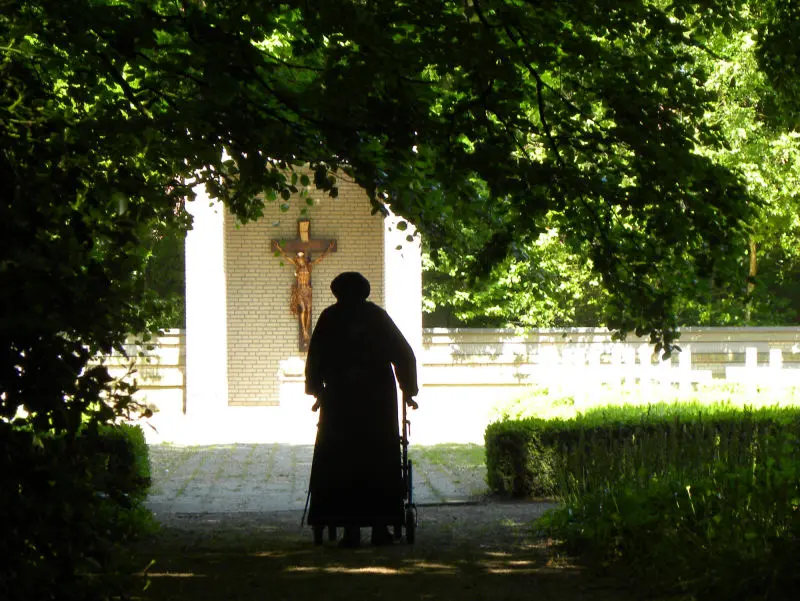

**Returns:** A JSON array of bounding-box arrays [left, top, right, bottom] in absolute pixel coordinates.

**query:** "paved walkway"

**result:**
[[146, 443, 489, 515]]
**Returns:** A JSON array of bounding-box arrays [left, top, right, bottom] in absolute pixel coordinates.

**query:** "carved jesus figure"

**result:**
[[275, 240, 335, 346]]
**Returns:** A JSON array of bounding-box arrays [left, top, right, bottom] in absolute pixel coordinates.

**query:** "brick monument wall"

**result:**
[[224, 179, 385, 406]]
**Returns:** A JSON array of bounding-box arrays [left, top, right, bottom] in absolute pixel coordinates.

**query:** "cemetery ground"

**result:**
[[128, 443, 635, 601]]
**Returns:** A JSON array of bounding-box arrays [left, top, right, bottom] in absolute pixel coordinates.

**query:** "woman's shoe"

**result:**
[[371, 526, 394, 546], [338, 527, 360, 548]]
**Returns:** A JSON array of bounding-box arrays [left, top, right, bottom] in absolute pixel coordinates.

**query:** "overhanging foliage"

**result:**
[[4, 0, 779, 361]]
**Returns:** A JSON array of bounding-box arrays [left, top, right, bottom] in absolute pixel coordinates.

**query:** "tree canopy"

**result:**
[[4, 0, 797, 427]]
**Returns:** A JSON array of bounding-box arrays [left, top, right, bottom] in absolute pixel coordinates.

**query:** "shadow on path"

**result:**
[[130, 503, 633, 601]]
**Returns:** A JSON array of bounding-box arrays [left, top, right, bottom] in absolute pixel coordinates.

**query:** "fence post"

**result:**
[[569, 347, 588, 403], [678, 348, 692, 396], [610, 345, 623, 389], [745, 347, 758, 368], [745, 347, 758, 396], [540, 346, 560, 394], [657, 353, 672, 396], [769, 348, 785, 391], [769, 348, 783, 370], [638, 345, 653, 400], [621, 347, 637, 393]]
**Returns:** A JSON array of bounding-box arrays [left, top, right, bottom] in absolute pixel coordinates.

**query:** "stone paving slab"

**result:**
[[146, 443, 489, 515]]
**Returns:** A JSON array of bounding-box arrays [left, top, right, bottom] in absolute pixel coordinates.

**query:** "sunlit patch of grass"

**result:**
[[411, 443, 489, 497], [491, 382, 800, 423], [412, 443, 485, 468]]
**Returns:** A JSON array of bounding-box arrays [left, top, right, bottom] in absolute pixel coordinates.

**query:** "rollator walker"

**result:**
[[304, 396, 418, 545]]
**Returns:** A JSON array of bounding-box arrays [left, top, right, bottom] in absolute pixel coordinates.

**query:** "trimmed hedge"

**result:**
[[0, 421, 154, 601], [485, 402, 800, 498], [537, 436, 800, 601], [499, 403, 800, 600]]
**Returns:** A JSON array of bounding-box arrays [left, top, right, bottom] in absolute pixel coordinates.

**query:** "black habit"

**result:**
[[305, 273, 418, 528]]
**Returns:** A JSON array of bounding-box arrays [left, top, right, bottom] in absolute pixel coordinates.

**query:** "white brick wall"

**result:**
[[224, 178, 386, 406]]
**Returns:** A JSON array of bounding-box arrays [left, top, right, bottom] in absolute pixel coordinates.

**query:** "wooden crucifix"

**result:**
[[271, 219, 337, 352]]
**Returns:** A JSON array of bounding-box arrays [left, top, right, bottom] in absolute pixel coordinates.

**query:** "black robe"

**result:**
[[305, 299, 418, 527]]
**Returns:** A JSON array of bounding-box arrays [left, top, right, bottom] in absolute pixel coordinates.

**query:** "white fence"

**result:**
[[110, 327, 799, 444], [421, 327, 800, 392], [117, 327, 800, 405], [105, 330, 186, 416]]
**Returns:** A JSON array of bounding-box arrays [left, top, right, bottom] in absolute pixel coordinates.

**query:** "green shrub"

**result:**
[[536, 431, 800, 600], [95, 422, 153, 505], [0, 421, 154, 601], [488, 402, 800, 600], [485, 402, 800, 498], [485, 417, 557, 496]]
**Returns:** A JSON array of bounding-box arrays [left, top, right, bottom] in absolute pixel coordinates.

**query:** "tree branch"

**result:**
[[92, 46, 154, 120]]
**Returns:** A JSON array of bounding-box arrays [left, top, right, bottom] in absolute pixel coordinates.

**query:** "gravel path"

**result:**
[[137, 443, 633, 600]]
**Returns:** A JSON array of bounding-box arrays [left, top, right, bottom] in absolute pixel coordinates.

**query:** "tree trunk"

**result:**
[[745, 237, 757, 322]]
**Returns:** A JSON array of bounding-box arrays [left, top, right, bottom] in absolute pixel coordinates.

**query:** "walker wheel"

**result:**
[[405, 507, 416, 544]]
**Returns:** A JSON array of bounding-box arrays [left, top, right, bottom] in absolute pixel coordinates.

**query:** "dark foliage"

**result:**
[[0, 423, 154, 601], [486, 403, 800, 600]]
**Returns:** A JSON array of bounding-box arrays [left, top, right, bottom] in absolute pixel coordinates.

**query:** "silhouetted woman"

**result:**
[[305, 272, 418, 547]]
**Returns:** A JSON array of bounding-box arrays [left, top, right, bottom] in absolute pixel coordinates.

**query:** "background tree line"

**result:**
[[424, 1, 800, 329]]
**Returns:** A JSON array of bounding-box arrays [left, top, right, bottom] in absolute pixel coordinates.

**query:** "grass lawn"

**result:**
[[490, 381, 800, 422]]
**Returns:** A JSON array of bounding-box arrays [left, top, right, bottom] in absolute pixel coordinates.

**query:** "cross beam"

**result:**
[[271, 218, 337, 255]]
